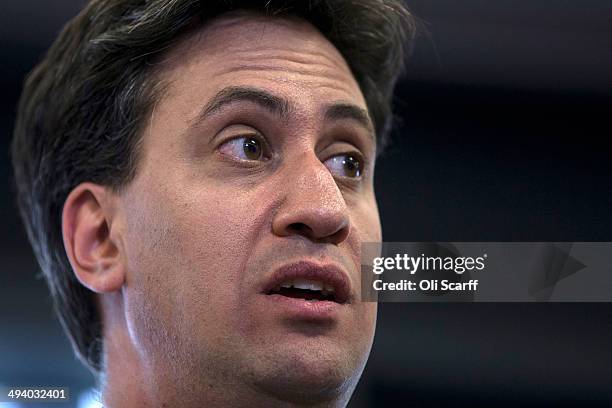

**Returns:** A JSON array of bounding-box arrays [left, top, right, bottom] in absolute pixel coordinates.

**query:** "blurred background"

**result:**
[[1, 1, 611, 407]]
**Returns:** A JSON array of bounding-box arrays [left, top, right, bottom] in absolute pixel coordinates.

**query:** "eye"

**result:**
[[324, 153, 363, 178], [219, 136, 265, 161]]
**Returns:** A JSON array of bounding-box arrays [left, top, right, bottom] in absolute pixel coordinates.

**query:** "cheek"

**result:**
[[123, 176, 253, 278], [350, 191, 382, 243], [119, 179, 261, 355], [351, 194, 380, 336]]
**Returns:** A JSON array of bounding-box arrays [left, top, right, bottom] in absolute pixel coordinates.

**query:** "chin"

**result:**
[[248, 338, 367, 405]]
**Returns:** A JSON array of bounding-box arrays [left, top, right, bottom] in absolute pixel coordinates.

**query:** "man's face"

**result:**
[[117, 13, 381, 403]]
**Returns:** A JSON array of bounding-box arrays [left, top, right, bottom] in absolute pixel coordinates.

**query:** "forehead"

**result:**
[[154, 12, 367, 111]]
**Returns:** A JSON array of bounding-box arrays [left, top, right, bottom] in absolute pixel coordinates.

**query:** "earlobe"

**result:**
[[62, 182, 125, 294]]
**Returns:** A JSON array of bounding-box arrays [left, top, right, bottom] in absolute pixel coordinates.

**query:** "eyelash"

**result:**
[[218, 133, 271, 161], [217, 134, 366, 180]]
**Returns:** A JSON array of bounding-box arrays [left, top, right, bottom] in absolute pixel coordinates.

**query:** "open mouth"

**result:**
[[267, 279, 337, 302], [262, 261, 351, 304]]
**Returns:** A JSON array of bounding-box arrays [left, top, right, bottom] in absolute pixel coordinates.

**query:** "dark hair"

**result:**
[[11, 0, 415, 374]]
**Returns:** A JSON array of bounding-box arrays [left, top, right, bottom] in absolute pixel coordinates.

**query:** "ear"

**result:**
[[62, 182, 125, 294]]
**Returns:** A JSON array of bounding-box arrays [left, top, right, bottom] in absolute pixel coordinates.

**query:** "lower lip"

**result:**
[[262, 293, 344, 320]]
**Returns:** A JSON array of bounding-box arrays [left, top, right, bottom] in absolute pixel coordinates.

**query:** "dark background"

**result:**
[[1, 1, 611, 407]]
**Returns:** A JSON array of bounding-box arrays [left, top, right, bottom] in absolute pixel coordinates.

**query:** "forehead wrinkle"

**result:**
[[220, 46, 348, 71], [216, 63, 347, 83], [212, 46, 352, 81], [216, 53, 360, 94]]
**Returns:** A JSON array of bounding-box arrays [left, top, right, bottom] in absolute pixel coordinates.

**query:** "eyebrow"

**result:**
[[198, 86, 291, 120], [324, 103, 374, 134], [193, 85, 374, 136]]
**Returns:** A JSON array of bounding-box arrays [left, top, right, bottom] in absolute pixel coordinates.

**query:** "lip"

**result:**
[[260, 260, 352, 319]]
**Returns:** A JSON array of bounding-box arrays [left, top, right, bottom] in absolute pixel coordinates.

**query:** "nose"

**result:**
[[272, 154, 350, 245]]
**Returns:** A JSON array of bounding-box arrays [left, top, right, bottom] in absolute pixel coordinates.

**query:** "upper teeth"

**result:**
[[278, 279, 334, 293]]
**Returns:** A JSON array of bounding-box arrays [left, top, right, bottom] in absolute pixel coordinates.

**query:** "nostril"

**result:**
[[286, 221, 349, 245], [287, 222, 312, 236], [272, 205, 350, 244]]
